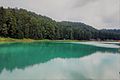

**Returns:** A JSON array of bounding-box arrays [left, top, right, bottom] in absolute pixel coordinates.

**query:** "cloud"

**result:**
[[0, 0, 119, 29], [72, 0, 97, 8], [102, 11, 120, 29]]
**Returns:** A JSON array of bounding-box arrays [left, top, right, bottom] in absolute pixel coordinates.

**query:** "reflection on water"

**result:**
[[0, 42, 120, 80]]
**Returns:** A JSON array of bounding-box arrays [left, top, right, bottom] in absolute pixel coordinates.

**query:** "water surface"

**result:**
[[0, 42, 120, 80]]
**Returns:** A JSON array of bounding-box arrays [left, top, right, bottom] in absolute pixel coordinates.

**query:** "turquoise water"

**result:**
[[0, 42, 120, 80]]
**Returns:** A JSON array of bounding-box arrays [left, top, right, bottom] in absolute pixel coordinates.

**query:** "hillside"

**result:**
[[0, 7, 120, 40]]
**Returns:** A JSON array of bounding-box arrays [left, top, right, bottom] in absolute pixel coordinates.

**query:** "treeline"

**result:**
[[101, 29, 120, 34], [0, 7, 120, 40]]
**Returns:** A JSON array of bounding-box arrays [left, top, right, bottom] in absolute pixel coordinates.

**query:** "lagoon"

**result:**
[[0, 42, 120, 80]]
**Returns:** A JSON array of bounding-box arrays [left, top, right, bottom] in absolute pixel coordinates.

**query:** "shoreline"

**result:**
[[0, 37, 120, 43]]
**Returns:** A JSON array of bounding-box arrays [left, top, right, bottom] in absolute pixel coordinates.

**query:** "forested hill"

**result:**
[[0, 7, 120, 40]]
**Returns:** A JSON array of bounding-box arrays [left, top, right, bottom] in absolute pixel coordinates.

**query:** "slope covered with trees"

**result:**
[[0, 7, 120, 40]]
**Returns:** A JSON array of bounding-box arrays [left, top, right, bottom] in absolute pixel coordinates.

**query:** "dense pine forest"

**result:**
[[0, 7, 120, 40]]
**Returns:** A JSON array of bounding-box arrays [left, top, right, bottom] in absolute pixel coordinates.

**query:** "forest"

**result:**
[[0, 7, 120, 40]]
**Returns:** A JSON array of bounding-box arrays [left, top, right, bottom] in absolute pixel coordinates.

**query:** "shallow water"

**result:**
[[0, 42, 120, 80]]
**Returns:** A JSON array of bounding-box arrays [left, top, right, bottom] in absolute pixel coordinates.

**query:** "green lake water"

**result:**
[[0, 42, 120, 80]]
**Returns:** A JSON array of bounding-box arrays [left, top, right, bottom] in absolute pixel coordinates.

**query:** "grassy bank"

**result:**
[[0, 37, 35, 43], [0, 37, 80, 43]]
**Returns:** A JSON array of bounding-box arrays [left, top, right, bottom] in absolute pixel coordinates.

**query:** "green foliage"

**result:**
[[0, 7, 120, 40]]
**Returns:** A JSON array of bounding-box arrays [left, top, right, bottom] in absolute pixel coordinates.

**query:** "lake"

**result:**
[[0, 42, 120, 80]]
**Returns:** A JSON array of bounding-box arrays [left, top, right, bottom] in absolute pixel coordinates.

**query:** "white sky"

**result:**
[[0, 0, 120, 29]]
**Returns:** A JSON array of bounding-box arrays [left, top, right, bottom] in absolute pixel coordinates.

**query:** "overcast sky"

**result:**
[[0, 0, 120, 29]]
